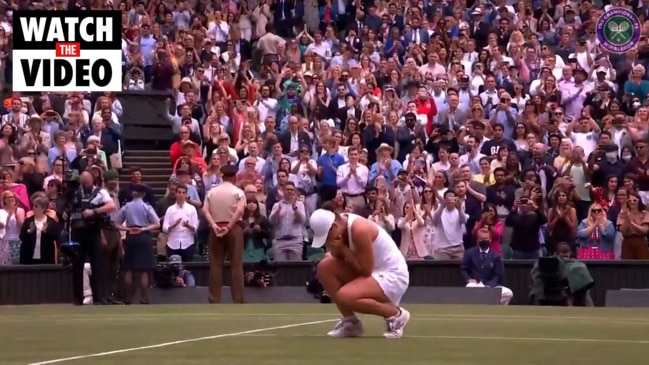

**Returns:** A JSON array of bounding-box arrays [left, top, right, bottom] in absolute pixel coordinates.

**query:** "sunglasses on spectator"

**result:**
[[591, 209, 602, 213], [628, 199, 639, 203]]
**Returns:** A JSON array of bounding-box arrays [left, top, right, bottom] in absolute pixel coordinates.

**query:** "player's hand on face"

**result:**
[[327, 245, 346, 259]]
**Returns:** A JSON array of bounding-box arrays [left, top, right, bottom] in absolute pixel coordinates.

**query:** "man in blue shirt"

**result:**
[[317, 136, 345, 202]]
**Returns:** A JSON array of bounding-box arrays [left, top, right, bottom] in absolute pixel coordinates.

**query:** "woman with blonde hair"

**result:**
[[1, 190, 25, 264], [576, 202, 615, 259], [374, 175, 392, 209], [203, 153, 223, 189], [202, 119, 223, 162], [507, 30, 525, 50], [553, 138, 573, 171], [234, 123, 257, 159]]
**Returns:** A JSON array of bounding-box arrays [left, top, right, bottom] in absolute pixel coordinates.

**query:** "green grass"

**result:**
[[2, 304, 649, 365]]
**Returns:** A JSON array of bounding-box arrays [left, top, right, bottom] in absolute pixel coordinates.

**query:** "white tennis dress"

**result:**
[[346, 214, 410, 305]]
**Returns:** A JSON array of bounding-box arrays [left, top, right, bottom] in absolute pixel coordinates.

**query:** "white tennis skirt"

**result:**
[[371, 269, 410, 306]]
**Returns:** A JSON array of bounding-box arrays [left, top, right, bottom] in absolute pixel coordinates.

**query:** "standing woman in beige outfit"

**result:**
[[252, 0, 272, 41], [617, 192, 649, 260]]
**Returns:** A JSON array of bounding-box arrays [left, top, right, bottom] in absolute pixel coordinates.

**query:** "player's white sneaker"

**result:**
[[327, 318, 365, 338], [383, 307, 410, 339]]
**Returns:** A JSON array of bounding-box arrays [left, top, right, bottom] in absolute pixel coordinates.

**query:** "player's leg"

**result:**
[[316, 254, 359, 315], [316, 255, 365, 337], [336, 275, 410, 339], [336, 276, 398, 317]]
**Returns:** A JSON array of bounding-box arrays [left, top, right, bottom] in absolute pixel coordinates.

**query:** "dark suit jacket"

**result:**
[[395, 126, 426, 161], [237, 40, 253, 61], [279, 131, 312, 155], [462, 195, 483, 249], [119, 182, 157, 208], [19, 216, 61, 265], [461, 247, 504, 287], [486, 184, 517, 211], [391, 15, 405, 30], [270, 0, 294, 22], [362, 125, 395, 166], [329, 101, 360, 128], [265, 187, 282, 217], [468, 21, 490, 49]]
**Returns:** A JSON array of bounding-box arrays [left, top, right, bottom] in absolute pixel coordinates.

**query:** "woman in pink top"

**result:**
[[1, 169, 29, 210], [472, 203, 504, 257]]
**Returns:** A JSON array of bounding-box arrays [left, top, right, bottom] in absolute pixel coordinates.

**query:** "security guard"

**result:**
[[202, 165, 246, 303], [71, 171, 116, 306], [112, 183, 160, 304]]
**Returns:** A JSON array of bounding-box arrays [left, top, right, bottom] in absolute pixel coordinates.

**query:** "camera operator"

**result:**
[[154, 254, 196, 289], [70, 171, 117, 306]]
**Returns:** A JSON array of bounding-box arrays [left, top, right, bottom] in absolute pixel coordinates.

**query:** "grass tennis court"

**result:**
[[2, 304, 649, 365]]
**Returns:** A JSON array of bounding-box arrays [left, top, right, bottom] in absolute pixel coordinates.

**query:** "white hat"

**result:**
[[309, 209, 336, 248], [375, 142, 394, 155]]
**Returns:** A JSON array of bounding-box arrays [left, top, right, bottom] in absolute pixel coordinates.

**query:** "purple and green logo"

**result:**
[[596, 7, 641, 54]]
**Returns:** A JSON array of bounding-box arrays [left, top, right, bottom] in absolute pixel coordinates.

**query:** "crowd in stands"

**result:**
[[2, 0, 649, 270]]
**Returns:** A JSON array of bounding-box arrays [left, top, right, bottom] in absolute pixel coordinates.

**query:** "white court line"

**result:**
[[4, 312, 649, 322], [239, 333, 649, 344], [27, 319, 337, 365]]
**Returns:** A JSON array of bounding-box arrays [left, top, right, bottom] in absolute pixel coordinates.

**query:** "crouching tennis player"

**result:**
[[310, 203, 410, 339]]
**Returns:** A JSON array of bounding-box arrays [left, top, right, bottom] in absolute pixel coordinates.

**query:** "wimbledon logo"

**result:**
[[597, 7, 641, 54]]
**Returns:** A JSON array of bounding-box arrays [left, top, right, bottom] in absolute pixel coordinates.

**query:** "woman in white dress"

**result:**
[[1, 191, 25, 265], [252, 0, 272, 40], [418, 185, 438, 257], [238, 0, 253, 41]]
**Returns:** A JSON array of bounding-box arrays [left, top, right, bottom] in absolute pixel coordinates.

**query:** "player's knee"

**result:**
[[335, 285, 357, 307], [316, 256, 336, 280]]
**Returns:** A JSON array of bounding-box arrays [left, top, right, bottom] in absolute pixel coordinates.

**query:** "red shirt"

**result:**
[[416, 98, 438, 135], [169, 141, 203, 166]]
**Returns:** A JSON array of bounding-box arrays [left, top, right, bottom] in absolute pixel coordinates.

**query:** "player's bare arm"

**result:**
[[348, 218, 376, 277]]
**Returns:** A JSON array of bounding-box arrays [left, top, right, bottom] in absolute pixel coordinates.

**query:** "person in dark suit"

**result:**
[[118, 166, 156, 208], [279, 116, 312, 157], [461, 227, 513, 305], [235, 39, 253, 62], [19, 197, 61, 265], [467, 9, 490, 49], [270, 0, 295, 38], [403, 17, 430, 46]]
